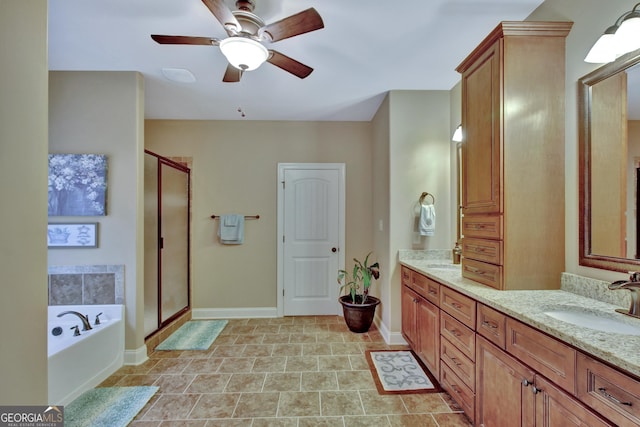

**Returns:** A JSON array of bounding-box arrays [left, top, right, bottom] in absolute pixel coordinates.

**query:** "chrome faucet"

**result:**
[[609, 272, 640, 319], [57, 311, 93, 331]]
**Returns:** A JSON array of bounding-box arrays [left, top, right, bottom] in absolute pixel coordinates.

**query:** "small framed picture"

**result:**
[[47, 223, 98, 248]]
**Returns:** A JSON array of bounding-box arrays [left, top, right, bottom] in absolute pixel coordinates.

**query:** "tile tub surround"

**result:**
[[399, 253, 640, 379], [99, 316, 472, 426], [48, 265, 124, 305]]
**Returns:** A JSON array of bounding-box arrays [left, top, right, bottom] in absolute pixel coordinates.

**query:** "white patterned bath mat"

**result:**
[[366, 350, 441, 394], [156, 320, 228, 350]]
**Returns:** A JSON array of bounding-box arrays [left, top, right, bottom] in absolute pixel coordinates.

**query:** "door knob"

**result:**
[[331, 247, 337, 252]]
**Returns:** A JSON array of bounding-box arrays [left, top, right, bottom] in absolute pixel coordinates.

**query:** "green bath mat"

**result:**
[[156, 319, 228, 350], [64, 386, 158, 427]]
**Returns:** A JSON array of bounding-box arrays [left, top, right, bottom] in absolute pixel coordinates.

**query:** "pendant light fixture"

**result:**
[[585, 2, 640, 63]]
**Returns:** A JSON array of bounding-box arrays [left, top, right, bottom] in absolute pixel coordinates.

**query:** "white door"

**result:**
[[278, 164, 345, 316]]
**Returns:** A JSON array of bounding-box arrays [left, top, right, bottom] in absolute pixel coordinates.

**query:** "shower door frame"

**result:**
[[144, 150, 191, 338]]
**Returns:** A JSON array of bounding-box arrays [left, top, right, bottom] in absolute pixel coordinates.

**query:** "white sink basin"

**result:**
[[544, 310, 640, 336]]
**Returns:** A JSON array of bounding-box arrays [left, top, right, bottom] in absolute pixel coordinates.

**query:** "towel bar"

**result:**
[[211, 214, 260, 219], [419, 192, 435, 205]]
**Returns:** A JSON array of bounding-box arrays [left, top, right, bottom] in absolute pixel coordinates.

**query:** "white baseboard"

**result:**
[[192, 307, 278, 319], [374, 317, 408, 346], [124, 345, 148, 366]]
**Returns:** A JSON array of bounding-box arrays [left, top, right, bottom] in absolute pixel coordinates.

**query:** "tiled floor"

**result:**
[[100, 316, 473, 426]]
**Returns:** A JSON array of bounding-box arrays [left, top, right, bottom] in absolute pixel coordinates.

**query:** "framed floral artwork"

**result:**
[[47, 223, 98, 248], [48, 154, 108, 216]]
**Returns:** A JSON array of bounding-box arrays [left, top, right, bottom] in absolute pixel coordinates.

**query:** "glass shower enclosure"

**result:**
[[144, 150, 190, 337]]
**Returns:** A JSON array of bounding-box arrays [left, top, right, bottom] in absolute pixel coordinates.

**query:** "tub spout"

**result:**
[[57, 311, 93, 331]]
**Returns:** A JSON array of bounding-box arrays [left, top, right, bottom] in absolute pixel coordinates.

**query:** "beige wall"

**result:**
[[145, 120, 373, 310], [387, 91, 452, 334], [372, 95, 392, 332], [49, 71, 146, 350], [528, 0, 633, 282], [372, 90, 453, 338], [0, 0, 49, 404]]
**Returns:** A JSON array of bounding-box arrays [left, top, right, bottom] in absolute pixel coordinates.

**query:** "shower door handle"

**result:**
[[159, 237, 164, 249], [331, 247, 338, 253]]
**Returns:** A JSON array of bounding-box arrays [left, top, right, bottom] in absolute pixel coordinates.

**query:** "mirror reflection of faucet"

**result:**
[[608, 272, 640, 319]]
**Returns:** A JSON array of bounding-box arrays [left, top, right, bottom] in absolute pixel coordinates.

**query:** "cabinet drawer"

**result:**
[[440, 361, 475, 423], [462, 258, 503, 290], [506, 318, 576, 394], [577, 353, 640, 426], [440, 286, 476, 329], [412, 271, 440, 306], [441, 336, 475, 391], [441, 311, 475, 361], [462, 237, 502, 264], [401, 266, 411, 286], [477, 304, 506, 350], [461, 214, 502, 239]]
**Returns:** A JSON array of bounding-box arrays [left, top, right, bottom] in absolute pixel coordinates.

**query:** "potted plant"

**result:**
[[337, 252, 381, 333]]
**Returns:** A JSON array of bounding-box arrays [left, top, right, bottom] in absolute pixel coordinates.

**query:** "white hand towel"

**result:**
[[218, 214, 244, 244], [419, 204, 436, 236]]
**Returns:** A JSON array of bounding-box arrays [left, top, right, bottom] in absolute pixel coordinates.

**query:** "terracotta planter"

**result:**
[[339, 295, 380, 333]]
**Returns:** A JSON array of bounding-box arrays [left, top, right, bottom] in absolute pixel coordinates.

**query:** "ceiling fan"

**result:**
[[151, 0, 324, 82]]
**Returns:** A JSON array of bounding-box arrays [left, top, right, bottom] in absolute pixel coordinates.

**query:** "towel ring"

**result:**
[[419, 192, 435, 205]]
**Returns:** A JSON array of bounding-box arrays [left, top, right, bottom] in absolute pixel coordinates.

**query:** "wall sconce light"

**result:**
[[585, 2, 640, 63], [452, 125, 463, 142], [219, 37, 269, 71]]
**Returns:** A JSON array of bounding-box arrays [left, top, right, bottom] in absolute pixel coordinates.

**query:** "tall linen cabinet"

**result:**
[[457, 21, 572, 290]]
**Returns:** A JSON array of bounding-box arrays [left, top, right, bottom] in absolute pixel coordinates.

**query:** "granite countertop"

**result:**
[[399, 256, 640, 379]]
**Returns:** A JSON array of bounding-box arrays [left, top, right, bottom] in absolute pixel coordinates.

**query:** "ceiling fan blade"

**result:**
[[222, 63, 243, 82], [201, 0, 241, 34], [151, 35, 220, 46], [267, 50, 313, 79], [261, 8, 324, 42]]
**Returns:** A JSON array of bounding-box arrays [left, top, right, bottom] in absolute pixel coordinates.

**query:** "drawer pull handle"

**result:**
[[428, 290, 437, 295], [450, 356, 462, 366], [413, 298, 419, 303], [451, 384, 462, 394], [451, 302, 463, 309], [451, 328, 462, 337], [482, 320, 498, 329], [598, 387, 632, 406]]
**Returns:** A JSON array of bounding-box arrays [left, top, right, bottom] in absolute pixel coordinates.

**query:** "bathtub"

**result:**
[[48, 304, 125, 405]]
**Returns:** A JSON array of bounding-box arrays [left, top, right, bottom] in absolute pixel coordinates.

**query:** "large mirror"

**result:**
[[579, 49, 640, 272]]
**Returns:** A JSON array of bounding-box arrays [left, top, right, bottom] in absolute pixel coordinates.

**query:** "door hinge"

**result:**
[[283, 289, 285, 296], [283, 235, 285, 243]]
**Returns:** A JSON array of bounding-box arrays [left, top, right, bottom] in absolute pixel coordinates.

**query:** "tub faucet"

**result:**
[[57, 311, 93, 331], [609, 272, 640, 319]]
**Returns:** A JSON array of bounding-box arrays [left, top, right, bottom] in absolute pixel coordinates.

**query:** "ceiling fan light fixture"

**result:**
[[219, 37, 268, 71]]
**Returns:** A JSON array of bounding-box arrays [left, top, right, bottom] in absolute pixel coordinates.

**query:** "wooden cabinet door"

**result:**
[[461, 41, 502, 215], [401, 285, 417, 347], [416, 298, 440, 379], [476, 336, 535, 427], [534, 375, 613, 427]]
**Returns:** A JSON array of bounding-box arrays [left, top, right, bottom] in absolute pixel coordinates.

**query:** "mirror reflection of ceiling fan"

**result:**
[[151, 0, 324, 82]]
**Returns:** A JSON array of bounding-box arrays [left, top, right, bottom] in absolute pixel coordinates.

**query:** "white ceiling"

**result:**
[[48, 0, 545, 121]]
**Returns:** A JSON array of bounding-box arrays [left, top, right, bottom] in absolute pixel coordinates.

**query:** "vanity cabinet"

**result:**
[[439, 286, 477, 423], [456, 21, 572, 291], [401, 266, 440, 378], [577, 353, 640, 426], [401, 268, 637, 426]]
